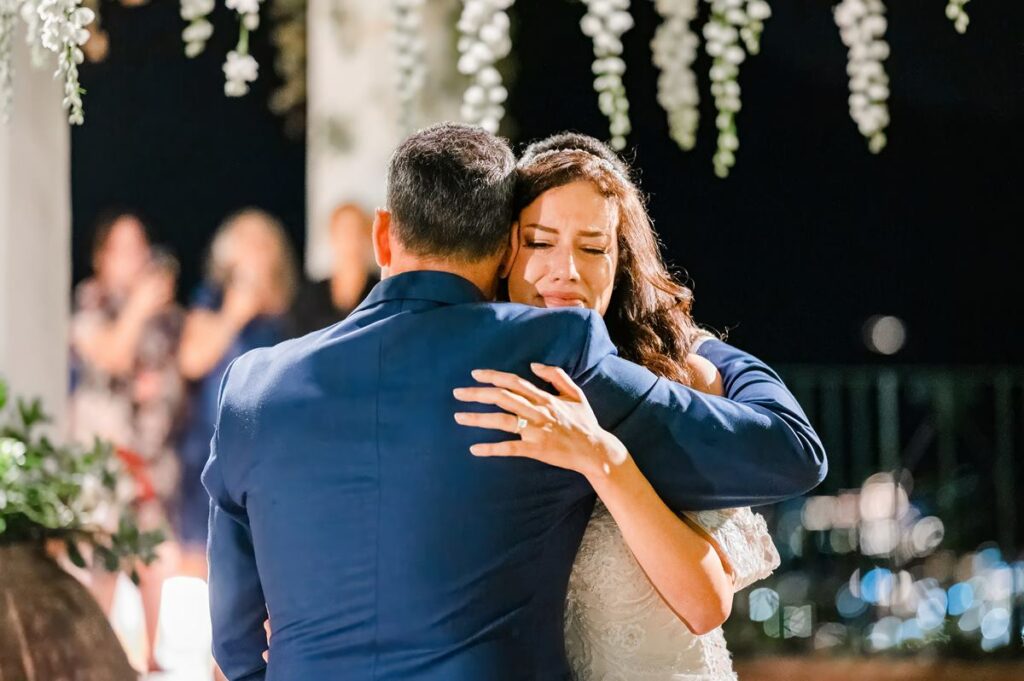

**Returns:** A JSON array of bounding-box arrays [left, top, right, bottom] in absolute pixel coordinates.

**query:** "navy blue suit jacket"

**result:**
[[203, 271, 825, 680]]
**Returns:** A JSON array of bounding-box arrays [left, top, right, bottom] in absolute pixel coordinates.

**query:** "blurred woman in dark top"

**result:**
[[290, 202, 379, 336], [176, 208, 298, 577]]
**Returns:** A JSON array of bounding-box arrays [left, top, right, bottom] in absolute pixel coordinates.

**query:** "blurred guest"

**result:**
[[69, 210, 184, 673], [290, 202, 379, 336], [176, 209, 298, 576]]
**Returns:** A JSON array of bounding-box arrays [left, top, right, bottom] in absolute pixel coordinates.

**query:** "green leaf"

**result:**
[[0, 516, 6, 535], [0, 379, 7, 411], [66, 538, 86, 568], [95, 544, 120, 572], [129, 568, 141, 586]]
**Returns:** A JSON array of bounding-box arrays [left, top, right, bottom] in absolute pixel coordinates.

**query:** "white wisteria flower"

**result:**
[[0, 0, 16, 122], [180, 0, 214, 58], [457, 0, 513, 134], [38, 0, 94, 125], [834, 0, 890, 153], [226, 0, 262, 31], [651, 0, 700, 151], [389, 0, 427, 131], [945, 0, 969, 34], [222, 0, 264, 98], [223, 48, 258, 96], [703, 0, 771, 177], [20, 0, 48, 67], [581, 0, 634, 150]]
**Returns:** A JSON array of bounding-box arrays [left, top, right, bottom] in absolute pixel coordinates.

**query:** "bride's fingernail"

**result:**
[[471, 370, 485, 380], [454, 413, 466, 423], [469, 445, 481, 456]]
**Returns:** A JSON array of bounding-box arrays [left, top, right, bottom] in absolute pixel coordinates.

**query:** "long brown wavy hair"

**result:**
[[514, 133, 703, 385]]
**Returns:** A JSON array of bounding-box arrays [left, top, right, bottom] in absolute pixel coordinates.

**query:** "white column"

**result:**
[[0, 36, 70, 424], [305, 0, 462, 278]]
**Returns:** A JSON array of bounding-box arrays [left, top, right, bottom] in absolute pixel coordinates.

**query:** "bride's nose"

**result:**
[[549, 248, 581, 282]]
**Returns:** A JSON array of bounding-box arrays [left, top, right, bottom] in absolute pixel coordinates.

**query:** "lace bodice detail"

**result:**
[[564, 502, 780, 680]]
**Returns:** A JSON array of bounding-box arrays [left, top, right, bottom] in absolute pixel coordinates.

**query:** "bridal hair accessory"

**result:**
[[519, 147, 629, 183]]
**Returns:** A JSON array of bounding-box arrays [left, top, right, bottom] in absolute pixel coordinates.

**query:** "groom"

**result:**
[[203, 123, 826, 680]]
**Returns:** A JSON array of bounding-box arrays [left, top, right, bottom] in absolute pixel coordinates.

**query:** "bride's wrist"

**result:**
[[584, 433, 631, 487]]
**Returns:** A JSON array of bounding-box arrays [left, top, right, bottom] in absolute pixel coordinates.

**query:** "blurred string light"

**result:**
[[836, 583, 868, 618], [898, 617, 923, 645], [749, 587, 779, 622], [754, 470, 1024, 656], [947, 582, 974, 616], [867, 615, 902, 650], [863, 314, 906, 355], [814, 622, 848, 649]]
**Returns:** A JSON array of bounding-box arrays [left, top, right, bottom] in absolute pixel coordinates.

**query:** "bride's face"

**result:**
[[506, 180, 619, 315]]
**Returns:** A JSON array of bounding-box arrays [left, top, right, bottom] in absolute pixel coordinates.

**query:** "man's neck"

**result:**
[[385, 256, 500, 300]]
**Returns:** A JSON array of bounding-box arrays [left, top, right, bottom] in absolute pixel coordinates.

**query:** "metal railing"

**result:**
[[780, 365, 1023, 556]]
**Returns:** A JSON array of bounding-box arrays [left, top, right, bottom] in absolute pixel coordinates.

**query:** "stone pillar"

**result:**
[[305, 0, 462, 278], [0, 35, 70, 424]]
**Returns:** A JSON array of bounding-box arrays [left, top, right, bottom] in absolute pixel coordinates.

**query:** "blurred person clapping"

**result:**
[[175, 209, 298, 571]]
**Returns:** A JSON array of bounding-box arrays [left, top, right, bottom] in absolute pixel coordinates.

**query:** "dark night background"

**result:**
[[73, 0, 1023, 365]]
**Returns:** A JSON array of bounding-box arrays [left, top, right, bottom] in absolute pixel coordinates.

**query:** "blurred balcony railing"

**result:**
[[722, 365, 1024, 659], [781, 365, 1023, 554]]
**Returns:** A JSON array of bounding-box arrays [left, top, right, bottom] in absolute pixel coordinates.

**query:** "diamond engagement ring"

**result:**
[[515, 416, 529, 434]]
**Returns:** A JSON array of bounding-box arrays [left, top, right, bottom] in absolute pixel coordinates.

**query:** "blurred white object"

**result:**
[[110, 574, 214, 679]]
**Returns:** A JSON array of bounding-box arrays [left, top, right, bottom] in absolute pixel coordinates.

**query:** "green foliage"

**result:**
[[0, 378, 163, 572]]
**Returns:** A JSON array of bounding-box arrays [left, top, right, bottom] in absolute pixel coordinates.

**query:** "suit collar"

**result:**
[[358, 270, 489, 309]]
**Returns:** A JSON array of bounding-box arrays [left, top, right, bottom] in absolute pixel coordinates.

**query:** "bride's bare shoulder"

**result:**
[[685, 353, 724, 396]]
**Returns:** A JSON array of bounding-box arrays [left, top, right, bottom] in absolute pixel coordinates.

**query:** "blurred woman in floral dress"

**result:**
[[69, 210, 185, 673]]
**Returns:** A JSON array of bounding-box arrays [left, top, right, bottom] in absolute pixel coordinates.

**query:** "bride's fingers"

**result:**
[[469, 440, 545, 458], [530, 363, 585, 402], [453, 387, 546, 422], [470, 369, 553, 405], [454, 411, 521, 434]]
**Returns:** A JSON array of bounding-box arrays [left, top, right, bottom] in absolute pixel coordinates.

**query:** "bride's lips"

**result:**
[[540, 293, 588, 308]]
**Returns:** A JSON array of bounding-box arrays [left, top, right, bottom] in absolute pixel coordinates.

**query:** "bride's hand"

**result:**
[[454, 363, 629, 481]]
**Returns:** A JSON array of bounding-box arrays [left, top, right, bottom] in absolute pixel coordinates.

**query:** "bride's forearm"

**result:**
[[588, 453, 735, 635]]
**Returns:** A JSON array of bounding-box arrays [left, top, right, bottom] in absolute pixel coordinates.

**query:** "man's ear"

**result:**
[[498, 221, 521, 279], [372, 208, 392, 270]]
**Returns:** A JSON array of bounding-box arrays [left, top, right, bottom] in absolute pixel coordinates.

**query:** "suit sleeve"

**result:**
[[571, 311, 827, 510], [201, 361, 269, 681]]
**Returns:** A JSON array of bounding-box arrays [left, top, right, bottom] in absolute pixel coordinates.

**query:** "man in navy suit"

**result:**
[[203, 123, 826, 680]]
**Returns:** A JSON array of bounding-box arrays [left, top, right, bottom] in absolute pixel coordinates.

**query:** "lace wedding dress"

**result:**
[[565, 501, 780, 680]]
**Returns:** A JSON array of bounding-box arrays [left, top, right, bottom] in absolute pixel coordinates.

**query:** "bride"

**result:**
[[457, 133, 780, 680]]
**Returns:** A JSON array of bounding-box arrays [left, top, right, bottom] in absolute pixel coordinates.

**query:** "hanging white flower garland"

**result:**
[[20, 0, 47, 66], [581, 0, 634, 150], [834, 0, 890, 154], [222, 0, 263, 97], [180, 0, 214, 58], [946, 0, 969, 34], [457, 0, 513, 134], [650, 0, 700, 151], [703, 0, 771, 178], [38, 0, 94, 124], [0, 0, 16, 122], [390, 0, 427, 131]]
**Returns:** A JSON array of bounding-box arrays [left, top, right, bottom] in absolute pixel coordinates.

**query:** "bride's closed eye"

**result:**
[[523, 239, 554, 249]]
